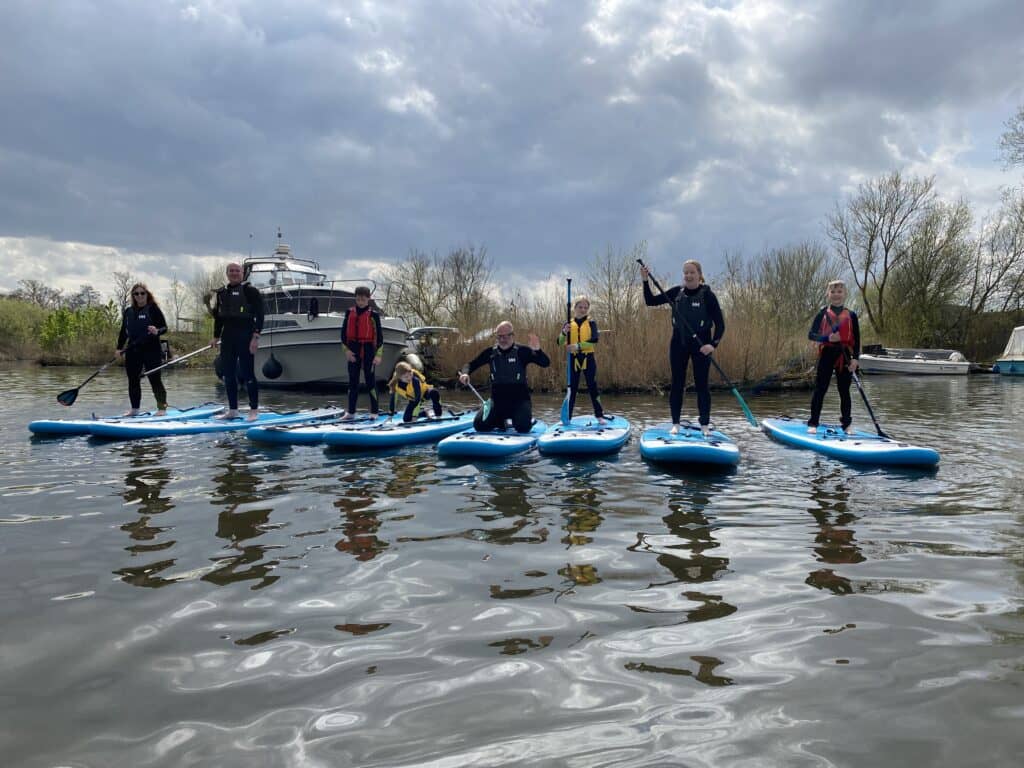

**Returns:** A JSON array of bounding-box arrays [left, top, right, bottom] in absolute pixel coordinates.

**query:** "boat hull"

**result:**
[[858, 354, 969, 375], [993, 358, 1024, 376]]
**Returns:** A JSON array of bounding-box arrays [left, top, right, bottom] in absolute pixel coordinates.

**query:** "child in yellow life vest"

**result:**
[[387, 362, 443, 422], [557, 296, 607, 424]]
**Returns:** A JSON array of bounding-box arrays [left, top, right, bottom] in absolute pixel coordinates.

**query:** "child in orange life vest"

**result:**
[[807, 279, 861, 433], [340, 286, 384, 420], [387, 362, 443, 422], [557, 296, 606, 424]]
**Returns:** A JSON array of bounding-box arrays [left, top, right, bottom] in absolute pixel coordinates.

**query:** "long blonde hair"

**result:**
[[388, 361, 415, 391]]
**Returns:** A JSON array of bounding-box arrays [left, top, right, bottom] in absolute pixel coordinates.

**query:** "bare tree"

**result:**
[[963, 190, 1024, 319], [12, 279, 63, 309], [111, 270, 136, 310], [383, 249, 448, 326], [826, 170, 936, 335], [168, 274, 187, 331], [999, 103, 1024, 169], [439, 244, 495, 333], [67, 284, 102, 311], [886, 199, 973, 345], [189, 266, 224, 319]]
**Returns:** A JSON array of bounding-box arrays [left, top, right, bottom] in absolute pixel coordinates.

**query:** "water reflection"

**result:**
[[334, 467, 388, 561], [113, 442, 177, 588], [204, 446, 279, 589], [804, 465, 862, 595], [628, 481, 736, 623]]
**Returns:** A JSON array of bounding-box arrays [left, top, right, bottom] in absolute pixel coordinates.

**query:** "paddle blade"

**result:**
[[732, 388, 759, 427], [262, 353, 283, 379], [560, 393, 570, 425], [482, 398, 492, 420], [56, 388, 78, 406]]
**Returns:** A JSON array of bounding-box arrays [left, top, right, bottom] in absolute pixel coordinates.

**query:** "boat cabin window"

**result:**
[[245, 264, 325, 288]]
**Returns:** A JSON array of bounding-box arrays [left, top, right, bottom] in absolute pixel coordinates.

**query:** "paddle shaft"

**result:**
[[840, 347, 890, 439], [56, 340, 141, 405], [637, 259, 758, 427], [141, 342, 217, 378], [561, 278, 572, 424]]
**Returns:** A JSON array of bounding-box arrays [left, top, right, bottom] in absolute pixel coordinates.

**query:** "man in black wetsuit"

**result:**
[[210, 262, 264, 421], [458, 320, 550, 433]]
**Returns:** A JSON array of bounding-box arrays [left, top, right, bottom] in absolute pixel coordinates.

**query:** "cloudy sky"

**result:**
[[2, 0, 1022, 304]]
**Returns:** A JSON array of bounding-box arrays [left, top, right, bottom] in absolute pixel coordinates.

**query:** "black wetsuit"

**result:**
[[643, 282, 725, 426], [341, 305, 384, 414], [557, 317, 604, 419], [462, 343, 551, 433], [807, 305, 861, 430], [117, 304, 168, 410], [213, 282, 264, 410]]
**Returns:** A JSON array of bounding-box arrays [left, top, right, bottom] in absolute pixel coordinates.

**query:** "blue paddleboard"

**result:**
[[323, 411, 476, 449], [89, 407, 346, 440], [639, 422, 740, 466], [437, 420, 547, 459], [247, 413, 387, 445], [537, 415, 630, 456], [28, 402, 225, 436], [762, 417, 939, 467]]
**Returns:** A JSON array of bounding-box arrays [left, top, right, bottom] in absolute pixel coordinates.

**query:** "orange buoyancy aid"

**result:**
[[818, 307, 854, 369], [346, 306, 377, 344], [393, 370, 433, 400]]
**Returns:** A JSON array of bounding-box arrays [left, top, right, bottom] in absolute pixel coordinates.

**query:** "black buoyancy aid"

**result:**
[[672, 285, 711, 340], [346, 306, 377, 344], [394, 370, 432, 400], [489, 345, 525, 386], [124, 306, 157, 344], [217, 284, 253, 321]]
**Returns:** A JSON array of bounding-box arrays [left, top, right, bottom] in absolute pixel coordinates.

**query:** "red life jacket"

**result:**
[[818, 307, 853, 370], [346, 306, 377, 344]]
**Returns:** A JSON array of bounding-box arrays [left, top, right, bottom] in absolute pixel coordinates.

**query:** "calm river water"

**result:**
[[2, 364, 1023, 767]]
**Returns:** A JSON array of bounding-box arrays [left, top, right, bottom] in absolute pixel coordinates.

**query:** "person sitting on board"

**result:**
[[387, 361, 443, 423], [117, 283, 169, 417], [210, 262, 264, 421], [640, 259, 725, 437], [557, 295, 607, 424], [340, 286, 384, 421], [458, 320, 551, 433], [806, 279, 860, 434]]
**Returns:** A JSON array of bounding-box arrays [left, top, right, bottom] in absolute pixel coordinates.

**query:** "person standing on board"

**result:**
[[458, 320, 551, 433], [806, 279, 860, 433], [341, 286, 383, 420], [117, 283, 169, 417], [210, 262, 264, 421], [640, 260, 725, 436], [557, 295, 606, 424]]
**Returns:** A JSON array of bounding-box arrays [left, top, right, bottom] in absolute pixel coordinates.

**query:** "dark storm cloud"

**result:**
[[0, 0, 1019, 292]]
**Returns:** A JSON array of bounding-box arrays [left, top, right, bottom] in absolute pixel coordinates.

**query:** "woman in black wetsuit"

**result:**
[[641, 260, 725, 436], [116, 283, 168, 416]]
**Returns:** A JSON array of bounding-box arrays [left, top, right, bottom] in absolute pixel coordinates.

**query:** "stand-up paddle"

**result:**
[[560, 278, 572, 425], [140, 343, 218, 378], [637, 258, 759, 427], [56, 341, 137, 406], [465, 381, 491, 420], [842, 348, 890, 439]]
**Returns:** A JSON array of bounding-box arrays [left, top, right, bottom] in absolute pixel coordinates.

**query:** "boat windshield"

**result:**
[[246, 263, 325, 289]]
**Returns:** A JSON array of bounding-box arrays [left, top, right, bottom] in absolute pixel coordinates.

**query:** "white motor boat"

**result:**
[[858, 345, 970, 375], [993, 326, 1024, 376], [242, 239, 412, 387]]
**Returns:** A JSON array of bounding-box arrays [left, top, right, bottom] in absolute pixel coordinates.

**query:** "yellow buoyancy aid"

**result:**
[[392, 369, 433, 400], [561, 317, 597, 370]]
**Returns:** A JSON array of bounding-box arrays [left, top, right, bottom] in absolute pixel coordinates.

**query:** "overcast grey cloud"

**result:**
[[1, 0, 1021, 300]]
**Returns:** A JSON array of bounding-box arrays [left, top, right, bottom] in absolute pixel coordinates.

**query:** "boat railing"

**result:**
[[260, 278, 412, 321]]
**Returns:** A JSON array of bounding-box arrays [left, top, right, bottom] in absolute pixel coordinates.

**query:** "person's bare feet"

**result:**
[[247, 408, 259, 422], [216, 409, 240, 420]]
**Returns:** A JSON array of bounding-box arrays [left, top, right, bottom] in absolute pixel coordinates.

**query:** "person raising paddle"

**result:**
[[116, 283, 168, 417], [458, 321, 550, 433], [806, 279, 860, 434], [641, 259, 725, 436]]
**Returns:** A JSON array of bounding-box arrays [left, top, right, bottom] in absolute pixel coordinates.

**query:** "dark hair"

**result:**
[[354, 286, 371, 298]]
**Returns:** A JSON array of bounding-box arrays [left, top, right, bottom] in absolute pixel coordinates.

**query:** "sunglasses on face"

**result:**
[[132, 291, 147, 296]]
